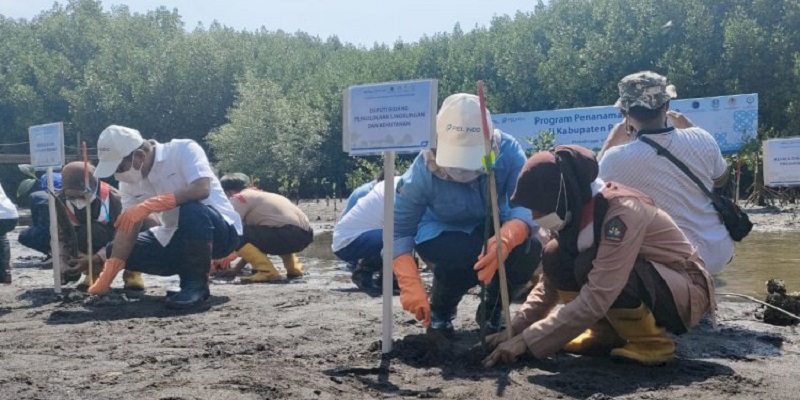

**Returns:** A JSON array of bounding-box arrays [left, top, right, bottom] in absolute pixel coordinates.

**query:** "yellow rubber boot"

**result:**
[[558, 290, 624, 355], [238, 244, 282, 283], [558, 290, 578, 304], [280, 253, 304, 279], [606, 303, 676, 365], [123, 271, 146, 291]]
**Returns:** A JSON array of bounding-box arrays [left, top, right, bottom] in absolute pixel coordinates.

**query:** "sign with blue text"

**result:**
[[763, 137, 800, 187], [343, 79, 437, 155], [493, 93, 758, 154], [28, 122, 65, 170]]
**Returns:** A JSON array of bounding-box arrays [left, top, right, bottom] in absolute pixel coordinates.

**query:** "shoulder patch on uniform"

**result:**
[[604, 216, 627, 242], [396, 177, 404, 195]]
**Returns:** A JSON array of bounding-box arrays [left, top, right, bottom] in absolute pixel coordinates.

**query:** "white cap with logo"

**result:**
[[94, 125, 145, 178], [435, 93, 492, 171]]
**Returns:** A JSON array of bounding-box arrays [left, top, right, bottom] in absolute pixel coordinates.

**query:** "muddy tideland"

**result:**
[[1, 201, 798, 400]]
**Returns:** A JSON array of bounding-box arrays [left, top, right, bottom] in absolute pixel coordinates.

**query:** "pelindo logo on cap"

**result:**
[[446, 124, 481, 133]]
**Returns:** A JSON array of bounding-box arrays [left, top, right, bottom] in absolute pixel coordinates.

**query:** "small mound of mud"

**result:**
[[390, 331, 488, 368]]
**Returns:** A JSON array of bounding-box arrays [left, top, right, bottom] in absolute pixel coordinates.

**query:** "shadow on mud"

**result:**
[[11, 287, 231, 324], [527, 356, 736, 399]]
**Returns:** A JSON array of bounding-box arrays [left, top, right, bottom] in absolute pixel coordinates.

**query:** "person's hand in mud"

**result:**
[[484, 329, 515, 350], [212, 251, 238, 270], [213, 258, 247, 278], [666, 110, 695, 129], [482, 334, 529, 367]]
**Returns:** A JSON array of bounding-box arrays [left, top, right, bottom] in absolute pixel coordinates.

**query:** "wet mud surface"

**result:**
[[1, 200, 799, 399]]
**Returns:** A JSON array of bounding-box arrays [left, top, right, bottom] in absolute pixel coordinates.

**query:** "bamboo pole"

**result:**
[[477, 81, 513, 341], [82, 142, 94, 286]]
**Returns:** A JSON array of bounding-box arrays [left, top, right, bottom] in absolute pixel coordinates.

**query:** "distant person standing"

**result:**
[[598, 71, 733, 275], [0, 183, 19, 284]]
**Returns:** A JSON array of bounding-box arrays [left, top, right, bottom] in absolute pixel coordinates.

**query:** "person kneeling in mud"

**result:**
[[216, 173, 312, 283], [88, 125, 241, 309], [57, 162, 148, 295], [333, 176, 400, 295], [393, 93, 542, 336], [483, 145, 715, 367]]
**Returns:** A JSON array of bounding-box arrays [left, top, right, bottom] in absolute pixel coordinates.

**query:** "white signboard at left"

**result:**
[[28, 122, 65, 170], [343, 79, 437, 155]]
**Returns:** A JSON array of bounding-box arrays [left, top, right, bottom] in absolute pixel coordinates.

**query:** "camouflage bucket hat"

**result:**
[[614, 71, 677, 110]]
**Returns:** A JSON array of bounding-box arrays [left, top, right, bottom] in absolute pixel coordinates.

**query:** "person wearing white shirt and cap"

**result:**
[[89, 125, 242, 309]]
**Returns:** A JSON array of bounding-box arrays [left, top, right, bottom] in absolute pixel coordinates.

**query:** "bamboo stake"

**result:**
[[82, 142, 94, 286], [477, 81, 513, 341]]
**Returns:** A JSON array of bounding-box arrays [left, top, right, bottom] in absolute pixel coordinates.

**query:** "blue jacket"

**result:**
[[341, 180, 377, 218], [393, 132, 535, 257]]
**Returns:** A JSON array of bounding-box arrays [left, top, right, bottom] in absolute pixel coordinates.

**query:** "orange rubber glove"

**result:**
[[474, 219, 530, 285], [88, 258, 126, 295], [393, 254, 431, 327], [115, 193, 177, 234]]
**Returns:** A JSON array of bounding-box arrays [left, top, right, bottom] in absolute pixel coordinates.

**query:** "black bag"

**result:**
[[639, 136, 753, 242]]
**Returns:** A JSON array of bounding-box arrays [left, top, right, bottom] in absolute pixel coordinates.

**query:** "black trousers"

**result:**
[[240, 224, 313, 255], [416, 225, 541, 316], [542, 239, 686, 334]]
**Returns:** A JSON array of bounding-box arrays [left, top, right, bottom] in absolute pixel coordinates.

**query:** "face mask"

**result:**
[[114, 154, 143, 184], [534, 173, 572, 231], [67, 198, 88, 210], [442, 167, 483, 183]]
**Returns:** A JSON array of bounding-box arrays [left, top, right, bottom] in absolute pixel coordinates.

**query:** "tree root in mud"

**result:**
[[763, 279, 800, 326]]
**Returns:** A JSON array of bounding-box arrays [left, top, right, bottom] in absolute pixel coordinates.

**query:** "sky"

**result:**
[[0, 0, 537, 46]]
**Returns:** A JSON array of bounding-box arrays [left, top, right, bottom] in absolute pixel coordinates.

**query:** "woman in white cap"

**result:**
[[392, 93, 542, 337]]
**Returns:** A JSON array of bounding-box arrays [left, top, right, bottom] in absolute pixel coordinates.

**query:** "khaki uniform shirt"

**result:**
[[512, 192, 714, 359], [230, 188, 311, 231]]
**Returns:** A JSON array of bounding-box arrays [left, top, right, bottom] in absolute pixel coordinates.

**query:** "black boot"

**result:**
[[352, 257, 381, 295], [165, 241, 212, 309]]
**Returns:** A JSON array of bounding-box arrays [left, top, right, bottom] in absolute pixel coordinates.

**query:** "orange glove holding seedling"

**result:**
[[88, 258, 126, 295], [474, 219, 529, 285], [115, 193, 177, 233], [393, 254, 431, 327]]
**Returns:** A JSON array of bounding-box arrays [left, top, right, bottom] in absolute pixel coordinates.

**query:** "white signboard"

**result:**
[[343, 79, 437, 155], [28, 122, 65, 170], [763, 137, 800, 187], [493, 93, 758, 154]]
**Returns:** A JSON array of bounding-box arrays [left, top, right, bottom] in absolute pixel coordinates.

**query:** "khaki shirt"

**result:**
[[229, 188, 311, 231], [512, 194, 714, 359]]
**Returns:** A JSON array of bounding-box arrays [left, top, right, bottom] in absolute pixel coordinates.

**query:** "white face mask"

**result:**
[[442, 167, 483, 183], [534, 173, 572, 231], [114, 154, 143, 184], [67, 197, 93, 210]]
